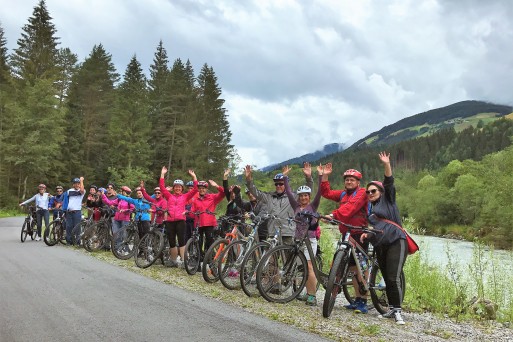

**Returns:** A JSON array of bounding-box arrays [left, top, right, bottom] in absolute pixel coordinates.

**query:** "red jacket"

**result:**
[[320, 181, 368, 234], [190, 186, 225, 228], [141, 188, 167, 224], [101, 194, 135, 222], [160, 178, 198, 221]]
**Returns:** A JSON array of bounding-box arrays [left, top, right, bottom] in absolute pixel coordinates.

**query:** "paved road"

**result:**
[[0, 217, 328, 342]]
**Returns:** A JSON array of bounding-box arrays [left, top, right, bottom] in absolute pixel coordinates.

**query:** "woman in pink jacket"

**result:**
[[101, 186, 135, 237], [159, 166, 198, 267], [140, 185, 167, 226], [190, 179, 225, 261]]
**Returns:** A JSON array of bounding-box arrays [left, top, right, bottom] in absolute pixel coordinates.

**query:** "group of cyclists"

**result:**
[[19, 151, 408, 325]]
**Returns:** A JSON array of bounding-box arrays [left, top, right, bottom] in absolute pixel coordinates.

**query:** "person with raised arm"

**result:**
[[360, 151, 408, 325], [62, 177, 86, 245], [116, 187, 151, 239], [282, 163, 323, 306], [101, 186, 135, 239], [320, 163, 369, 313], [245, 163, 313, 245], [140, 183, 166, 227], [159, 167, 198, 267]]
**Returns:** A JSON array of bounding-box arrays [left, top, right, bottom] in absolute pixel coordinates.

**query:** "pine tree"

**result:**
[[55, 47, 78, 106], [109, 55, 151, 170]]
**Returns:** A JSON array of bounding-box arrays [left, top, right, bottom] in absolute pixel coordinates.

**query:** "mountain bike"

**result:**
[[255, 214, 327, 303], [217, 214, 265, 290], [183, 210, 215, 275], [134, 207, 166, 269], [110, 210, 139, 260], [83, 207, 115, 252], [44, 210, 66, 246], [20, 206, 38, 242], [70, 208, 94, 247], [202, 215, 245, 283]]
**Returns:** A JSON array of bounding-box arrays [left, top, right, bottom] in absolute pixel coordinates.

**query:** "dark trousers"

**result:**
[[137, 221, 150, 239], [36, 209, 49, 237], [375, 238, 408, 308], [199, 226, 215, 260], [165, 220, 186, 248], [66, 210, 82, 244]]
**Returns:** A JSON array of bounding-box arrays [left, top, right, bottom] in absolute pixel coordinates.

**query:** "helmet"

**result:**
[[273, 173, 285, 181], [186, 181, 194, 187], [55, 185, 63, 190], [173, 179, 184, 187], [297, 185, 311, 194], [343, 169, 362, 180], [99, 187, 107, 193], [198, 181, 209, 188], [154, 187, 161, 192], [89, 185, 98, 191], [72, 177, 80, 183], [135, 187, 142, 192], [121, 185, 132, 194], [38, 183, 46, 189], [367, 181, 384, 192]]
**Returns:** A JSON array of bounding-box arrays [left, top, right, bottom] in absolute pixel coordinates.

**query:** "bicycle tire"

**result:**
[[240, 241, 271, 297], [71, 221, 86, 247], [323, 250, 350, 318], [369, 265, 405, 314], [218, 240, 247, 290], [44, 221, 60, 246], [30, 221, 37, 240], [20, 220, 28, 243], [184, 238, 200, 275], [84, 221, 109, 252], [135, 231, 164, 268], [111, 224, 139, 260], [256, 244, 308, 303], [202, 238, 229, 283]]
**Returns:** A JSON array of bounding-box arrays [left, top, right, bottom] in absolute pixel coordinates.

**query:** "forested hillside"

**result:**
[[0, 1, 235, 206]]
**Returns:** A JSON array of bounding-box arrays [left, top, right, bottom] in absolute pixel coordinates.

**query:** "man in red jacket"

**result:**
[[321, 163, 369, 314]]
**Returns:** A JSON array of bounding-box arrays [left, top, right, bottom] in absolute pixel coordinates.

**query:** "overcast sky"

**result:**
[[2, 0, 513, 169]]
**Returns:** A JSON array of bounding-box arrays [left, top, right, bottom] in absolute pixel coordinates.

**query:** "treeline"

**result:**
[[0, 1, 234, 206]]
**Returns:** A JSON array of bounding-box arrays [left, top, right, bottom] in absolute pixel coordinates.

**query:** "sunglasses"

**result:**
[[155, 192, 161, 194], [274, 183, 284, 186], [366, 189, 379, 195]]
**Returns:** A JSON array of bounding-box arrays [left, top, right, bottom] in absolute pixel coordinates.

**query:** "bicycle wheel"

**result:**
[[30, 221, 37, 240], [218, 240, 247, 290], [323, 250, 350, 318], [20, 220, 29, 243], [202, 238, 229, 283], [240, 241, 271, 297], [71, 221, 86, 247], [256, 245, 308, 303], [111, 224, 139, 260], [369, 264, 406, 314], [44, 221, 60, 246], [84, 221, 109, 252], [184, 238, 200, 275], [135, 231, 165, 268]]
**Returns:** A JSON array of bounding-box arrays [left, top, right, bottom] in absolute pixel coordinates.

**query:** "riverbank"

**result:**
[[83, 248, 510, 341]]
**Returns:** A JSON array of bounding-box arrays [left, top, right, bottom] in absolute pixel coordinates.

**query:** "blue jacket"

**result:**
[[116, 195, 150, 221]]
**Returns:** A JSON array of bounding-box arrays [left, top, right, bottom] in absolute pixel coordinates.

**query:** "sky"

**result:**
[[2, 0, 513, 170]]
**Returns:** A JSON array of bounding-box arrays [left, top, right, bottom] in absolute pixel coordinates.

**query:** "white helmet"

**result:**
[[173, 179, 184, 186], [297, 185, 311, 194]]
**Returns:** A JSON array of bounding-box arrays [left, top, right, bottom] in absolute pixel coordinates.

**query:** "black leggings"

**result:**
[[199, 226, 215, 259], [375, 238, 408, 308], [165, 220, 186, 248], [137, 221, 150, 239]]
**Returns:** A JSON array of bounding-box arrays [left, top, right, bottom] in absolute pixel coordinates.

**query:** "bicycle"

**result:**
[[83, 206, 116, 252], [110, 211, 139, 260], [20, 206, 38, 242], [238, 214, 288, 297], [202, 215, 245, 283], [255, 213, 326, 304], [183, 210, 215, 276], [134, 207, 166, 269], [44, 210, 66, 246], [313, 213, 404, 317], [217, 214, 265, 290], [70, 208, 94, 247]]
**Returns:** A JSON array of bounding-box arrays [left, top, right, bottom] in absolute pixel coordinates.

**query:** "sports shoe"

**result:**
[[378, 307, 396, 319], [344, 297, 360, 310], [168, 260, 178, 268], [296, 293, 308, 301], [354, 299, 368, 314], [306, 295, 317, 306], [35, 236, 41, 241], [394, 310, 405, 325]]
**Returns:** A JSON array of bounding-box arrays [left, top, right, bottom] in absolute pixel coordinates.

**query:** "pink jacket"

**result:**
[[190, 186, 225, 228], [101, 194, 134, 222], [160, 178, 199, 221], [141, 188, 167, 224]]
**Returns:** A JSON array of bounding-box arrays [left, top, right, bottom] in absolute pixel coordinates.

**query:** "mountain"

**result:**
[[261, 143, 345, 172], [349, 100, 513, 150]]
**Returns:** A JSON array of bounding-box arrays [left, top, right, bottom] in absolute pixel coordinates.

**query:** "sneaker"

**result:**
[[168, 260, 178, 268], [35, 236, 41, 241], [296, 293, 308, 301], [344, 298, 360, 310], [228, 269, 239, 278], [306, 295, 317, 306], [354, 299, 368, 314], [394, 310, 405, 325], [379, 307, 403, 322]]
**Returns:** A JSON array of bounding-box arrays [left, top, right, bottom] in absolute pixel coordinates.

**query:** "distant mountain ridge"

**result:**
[[261, 143, 345, 172]]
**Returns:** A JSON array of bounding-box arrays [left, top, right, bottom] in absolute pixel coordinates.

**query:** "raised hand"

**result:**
[[302, 162, 312, 178], [209, 180, 219, 188], [379, 151, 390, 164], [188, 169, 197, 180], [139, 180, 145, 188], [316, 163, 324, 175], [282, 165, 292, 176], [323, 163, 333, 175], [161, 166, 168, 177], [223, 168, 231, 180], [244, 165, 252, 179]]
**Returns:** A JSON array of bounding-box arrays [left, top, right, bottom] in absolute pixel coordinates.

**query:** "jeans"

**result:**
[[36, 210, 49, 237], [66, 210, 82, 244], [112, 219, 129, 244]]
